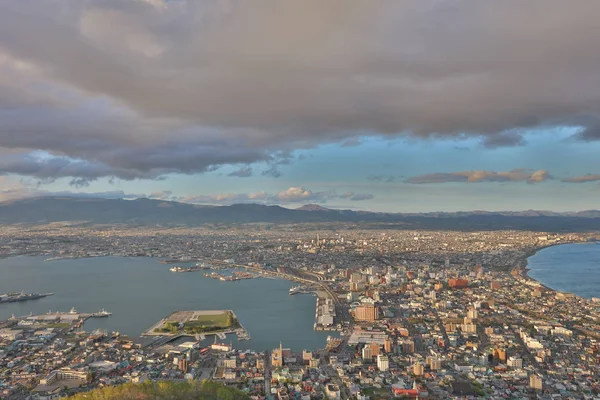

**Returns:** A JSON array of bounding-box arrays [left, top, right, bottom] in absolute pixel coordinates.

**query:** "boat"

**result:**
[[169, 266, 185, 272], [92, 309, 112, 318], [289, 285, 313, 295], [0, 292, 54, 303]]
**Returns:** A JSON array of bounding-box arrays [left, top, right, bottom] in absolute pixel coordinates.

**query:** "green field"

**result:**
[[182, 311, 238, 334], [184, 311, 231, 328]]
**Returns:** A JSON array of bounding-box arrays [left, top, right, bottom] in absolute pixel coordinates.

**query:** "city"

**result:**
[[1, 225, 599, 399], [2, 1, 600, 399]]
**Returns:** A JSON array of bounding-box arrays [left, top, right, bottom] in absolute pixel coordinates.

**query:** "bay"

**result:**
[[527, 243, 600, 299], [0, 256, 334, 351]]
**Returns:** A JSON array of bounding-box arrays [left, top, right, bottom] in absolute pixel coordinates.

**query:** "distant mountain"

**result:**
[[296, 204, 333, 212], [0, 196, 599, 232]]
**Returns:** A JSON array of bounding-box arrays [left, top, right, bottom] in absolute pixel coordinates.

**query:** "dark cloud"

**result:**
[[406, 169, 550, 184], [481, 132, 527, 148], [261, 165, 282, 178], [341, 138, 362, 147], [572, 124, 600, 141], [227, 166, 253, 178], [562, 174, 600, 183], [1, 1, 600, 181]]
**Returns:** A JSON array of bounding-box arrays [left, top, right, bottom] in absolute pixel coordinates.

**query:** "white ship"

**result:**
[[92, 309, 112, 318]]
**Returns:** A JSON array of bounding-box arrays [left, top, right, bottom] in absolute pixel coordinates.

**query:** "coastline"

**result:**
[[516, 241, 597, 298]]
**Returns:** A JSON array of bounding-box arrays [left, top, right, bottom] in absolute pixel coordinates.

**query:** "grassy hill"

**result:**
[[69, 381, 250, 400]]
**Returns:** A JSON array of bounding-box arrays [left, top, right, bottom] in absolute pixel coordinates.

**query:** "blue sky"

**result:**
[[2, 1, 600, 212], [25, 129, 600, 212]]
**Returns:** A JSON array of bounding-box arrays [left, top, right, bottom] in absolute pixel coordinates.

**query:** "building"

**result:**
[[507, 356, 523, 369], [40, 369, 88, 386], [413, 363, 424, 376], [428, 357, 442, 370], [529, 374, 543, 391], [354, 304, 379, 322], [362, 346, 373, 360], [384, 338, 393, 353], [493, 348, 507, 362], [467, 308, 478, 320], [448, 278, 469, 289], [272, 342, 291, 367], [377, 354, 389, 372], [369, 342, 381, 357], [402, 340, 415, 354], [325, 384, 341, 400], [302, 350, 313, 362]]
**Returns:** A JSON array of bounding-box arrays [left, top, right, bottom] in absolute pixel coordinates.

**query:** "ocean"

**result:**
[[527, 243, 600, 299]]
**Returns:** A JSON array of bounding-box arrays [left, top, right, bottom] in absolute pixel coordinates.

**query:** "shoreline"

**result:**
[[516, 241, 598, 299]]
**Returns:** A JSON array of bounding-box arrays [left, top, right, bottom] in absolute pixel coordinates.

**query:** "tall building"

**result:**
[[302, 350, 313, 362], [369, 342, 381, 357], [271, 342, 290, 367], [413, 363, 424, 376], [402, 340, 415, 354], [377, 354, 389, 372], [354, 304, 379, 322], [529, 374, 543, 391], [384, 338, 393, 353], [361, 346, 373, 360], [428, 358, 442, 370], [467, 308, 478, 320]]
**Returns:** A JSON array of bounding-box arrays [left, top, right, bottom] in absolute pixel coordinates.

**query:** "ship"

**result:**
[[289, 285, 313, 295], [169, 266, 185, 272], [0, 291, 54, 303], [92, 309, 112, 318]]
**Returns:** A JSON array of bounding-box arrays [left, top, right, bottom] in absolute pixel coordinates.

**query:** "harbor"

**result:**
[[8, 307, 112, 331]]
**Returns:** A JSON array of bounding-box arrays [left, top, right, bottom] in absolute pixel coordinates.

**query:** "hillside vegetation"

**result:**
[[69, 381, 250, 400]]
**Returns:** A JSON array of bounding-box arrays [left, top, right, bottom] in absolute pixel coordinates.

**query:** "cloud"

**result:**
[[0, 176, 145, 202], [481, 132, 527, 148], [406, 169, 550, 184], [0, 1, 600, 181], [261, 165, 282, 178], [1, 178, 374, 205], [573, 124, 600, 141], [183, 186, 375, 205], [367, 175, 402, 183], [343, 193, 375, 201], [562, 174, 600, 183], [227, 166, 253, 178]]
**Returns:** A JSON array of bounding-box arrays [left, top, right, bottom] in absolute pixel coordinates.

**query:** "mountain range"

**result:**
[[1, 196, 599, 232]]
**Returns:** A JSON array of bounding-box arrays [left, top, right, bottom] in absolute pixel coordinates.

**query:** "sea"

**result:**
[[0, 256, 335, 351], [527, 243, 600, 299]]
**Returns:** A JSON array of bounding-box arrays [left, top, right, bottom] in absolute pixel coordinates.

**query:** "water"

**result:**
[[527, 243, 600, 299], [0, 256, 334, 350]]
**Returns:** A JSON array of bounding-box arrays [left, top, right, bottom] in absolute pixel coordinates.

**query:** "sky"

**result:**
[[1, 0, 600, 212]]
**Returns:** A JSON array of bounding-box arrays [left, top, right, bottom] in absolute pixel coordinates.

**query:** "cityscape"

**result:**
[[1, 223, 599, 399], [2, 1, 600, 399]]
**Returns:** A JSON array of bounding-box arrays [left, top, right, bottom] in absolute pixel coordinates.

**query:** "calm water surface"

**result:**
[[0, 256, 334, 350], [527, 243, 600, 299]]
